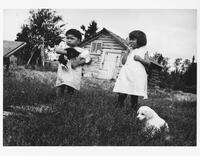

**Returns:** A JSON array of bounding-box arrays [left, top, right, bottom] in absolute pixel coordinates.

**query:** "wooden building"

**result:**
[[80, 28, 163, 86], [3, 40, 26, 70]]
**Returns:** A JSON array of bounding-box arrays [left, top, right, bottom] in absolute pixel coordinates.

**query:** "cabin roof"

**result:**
[[3, 40, 26, 57], [80, 28, 128, 49]]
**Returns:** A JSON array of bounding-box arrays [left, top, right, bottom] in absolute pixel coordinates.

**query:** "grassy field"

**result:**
[[3, 67, 196, 146]]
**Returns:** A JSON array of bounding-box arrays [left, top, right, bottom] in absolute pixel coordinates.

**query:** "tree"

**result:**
[[180, 59, 191, 74], [152, 53, 164, 64], [174, 58, 183, 73], [183, 56, 196, 86], [152, 52, 170, 72], [15, 24, 32, 64], [152, 53, 196, 93], [16, 9, 65, 65], [81, 20, 98, 39]]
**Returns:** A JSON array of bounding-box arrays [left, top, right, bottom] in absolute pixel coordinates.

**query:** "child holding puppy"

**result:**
[[113, 30, 150, 110], [55, 29, 90, 97]]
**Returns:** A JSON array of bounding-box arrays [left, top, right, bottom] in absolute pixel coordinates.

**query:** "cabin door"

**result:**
[[98, 52, 121, 79]]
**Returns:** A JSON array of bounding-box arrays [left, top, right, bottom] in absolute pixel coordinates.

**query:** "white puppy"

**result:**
[[136, 106, 169, 137]]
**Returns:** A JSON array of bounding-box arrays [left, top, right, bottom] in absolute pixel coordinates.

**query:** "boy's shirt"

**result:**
[[55, 42, 91, 90]]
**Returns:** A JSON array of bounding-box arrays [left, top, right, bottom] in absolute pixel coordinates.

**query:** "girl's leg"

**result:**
[[56, 85, 66, 97], [130, 95, 139, 110], [67, 86, 75, 95], [116, 93, 127, 108]]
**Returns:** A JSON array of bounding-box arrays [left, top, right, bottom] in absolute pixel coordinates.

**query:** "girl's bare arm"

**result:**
[[122, 53, 129, 65], [134, 52, 150, 67]]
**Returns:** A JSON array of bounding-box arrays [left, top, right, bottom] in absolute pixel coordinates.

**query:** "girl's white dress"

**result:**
[[113, 46, 148, 99], [55, 43, 90, 90]]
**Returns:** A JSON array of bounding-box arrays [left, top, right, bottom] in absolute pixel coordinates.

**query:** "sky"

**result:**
[[3, 9, 197, 65]]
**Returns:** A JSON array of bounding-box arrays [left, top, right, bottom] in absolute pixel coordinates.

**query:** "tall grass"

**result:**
[[3, 68, 196, 146]]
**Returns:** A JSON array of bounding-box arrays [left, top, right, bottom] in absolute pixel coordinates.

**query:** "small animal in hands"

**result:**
[[65, 47, 80, 60], [58, 54, 68, 66], [136, 106, 169, 137], [58, 48, 80, 66]]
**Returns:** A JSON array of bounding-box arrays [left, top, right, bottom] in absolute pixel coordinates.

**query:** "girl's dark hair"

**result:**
[[129, 30, 147, 47], [65, 29, 82, 41]]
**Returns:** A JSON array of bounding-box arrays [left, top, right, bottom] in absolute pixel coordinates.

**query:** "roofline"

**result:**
[[80, 33, 104, 46], [80, 28, 128, 49], [103, 28, 128, 49], [79, 29, 105, 46], [4, 42, 26, 57], [149, 57, 163, 68]]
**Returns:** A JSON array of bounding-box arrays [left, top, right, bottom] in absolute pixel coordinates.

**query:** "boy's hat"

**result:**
[[65, 29, 82, 41]]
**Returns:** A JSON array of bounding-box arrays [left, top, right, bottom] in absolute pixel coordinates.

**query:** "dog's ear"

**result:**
[[144, 109, 154, 120], [65, 48, 80, 59], [58, 54, 68, 65]]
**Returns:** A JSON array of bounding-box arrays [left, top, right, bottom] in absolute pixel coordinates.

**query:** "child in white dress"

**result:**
[[113, 30, 150, 110], [55, 29, 91, 97]]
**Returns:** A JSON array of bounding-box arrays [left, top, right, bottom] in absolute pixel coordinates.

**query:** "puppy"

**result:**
[[65, 47, 80, 60], [58, 54, 68, 66], [136, 106, 169, 137], [58, 48, 80, 66]]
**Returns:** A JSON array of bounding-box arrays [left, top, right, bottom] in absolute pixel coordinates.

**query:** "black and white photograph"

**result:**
[[2, 1, 198, 149]]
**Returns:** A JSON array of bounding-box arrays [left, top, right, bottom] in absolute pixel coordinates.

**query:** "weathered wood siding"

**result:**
[[83, 34, 125, 51], [148, 64, 162, 87], [82, 33, 126, 79]]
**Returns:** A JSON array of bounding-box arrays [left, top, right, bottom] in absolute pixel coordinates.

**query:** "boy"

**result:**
[[55, 29, 91, 97]]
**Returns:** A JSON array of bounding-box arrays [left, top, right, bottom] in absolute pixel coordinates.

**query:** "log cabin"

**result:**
[[80, 28, 163, 87]]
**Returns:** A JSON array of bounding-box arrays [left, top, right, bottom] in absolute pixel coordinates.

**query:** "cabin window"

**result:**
[[90, 42, 102, 54]]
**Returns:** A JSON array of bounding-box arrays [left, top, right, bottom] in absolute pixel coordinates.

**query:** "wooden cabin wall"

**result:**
[[148, 64, 162, 87], [82, 34, 126, 78], [83, 34, 125, 50]]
